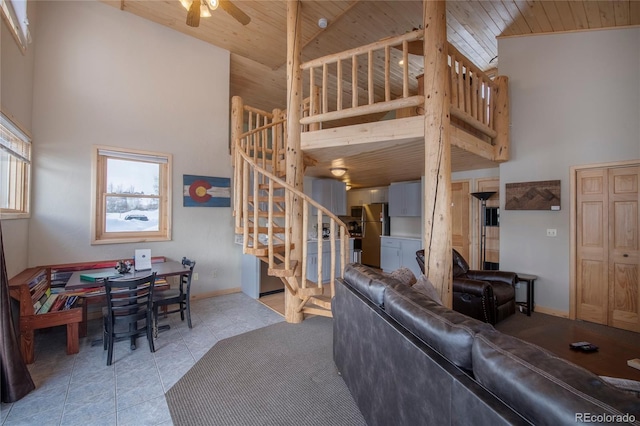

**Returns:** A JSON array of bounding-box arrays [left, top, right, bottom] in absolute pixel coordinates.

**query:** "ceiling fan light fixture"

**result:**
[[200, 4, 212, 17], [179, 0, 191, 11], [330, 167, 347, 177], [207, 0, 219, 11]]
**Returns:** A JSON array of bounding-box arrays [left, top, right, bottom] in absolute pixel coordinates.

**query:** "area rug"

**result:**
[[165, 316, 366, 426]]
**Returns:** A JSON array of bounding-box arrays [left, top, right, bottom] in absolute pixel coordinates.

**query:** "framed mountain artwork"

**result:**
[[505, 180, 561, 211]]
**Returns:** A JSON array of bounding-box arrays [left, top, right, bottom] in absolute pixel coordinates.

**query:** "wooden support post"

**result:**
[[285, 0, 304, 324], [422, 0, 452, 308], [230, 96, 243, 164], [492, 75, 510, 162]]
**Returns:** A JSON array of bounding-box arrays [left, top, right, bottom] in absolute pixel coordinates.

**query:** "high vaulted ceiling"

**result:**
[[107, 0, 639, 113], [104, 1, 639, 187]]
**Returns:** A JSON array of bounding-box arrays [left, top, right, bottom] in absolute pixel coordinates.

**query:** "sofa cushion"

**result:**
[[343, 263, 396, 307], [412, 275, 443, 305], [384, 283, 494, 370], [386, 267, 417, 286], [472, 331, 640, 425]]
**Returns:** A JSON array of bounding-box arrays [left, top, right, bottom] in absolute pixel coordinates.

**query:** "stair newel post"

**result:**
[[231, 96, 243, 165], [285, 0, 304, 323], [422, 0, 453, 308], [232, 97, 244, 229]]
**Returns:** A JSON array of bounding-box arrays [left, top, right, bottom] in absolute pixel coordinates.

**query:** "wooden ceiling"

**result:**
[[106, 0, 639, 187]]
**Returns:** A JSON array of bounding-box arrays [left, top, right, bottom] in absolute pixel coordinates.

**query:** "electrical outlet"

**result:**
[[212, 269, 218, 278], [546, 229, 557, 237], [193, 273, 199, 281]]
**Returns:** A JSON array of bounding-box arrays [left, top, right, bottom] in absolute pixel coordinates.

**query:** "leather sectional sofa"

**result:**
[[333, 264, 640, 426]]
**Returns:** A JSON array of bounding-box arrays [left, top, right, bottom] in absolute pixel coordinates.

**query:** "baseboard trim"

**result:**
[[191, 287, 241, 300], [533, 305, 569, 318]]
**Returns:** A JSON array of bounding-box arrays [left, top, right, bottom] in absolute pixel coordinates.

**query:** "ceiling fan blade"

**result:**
[[186, 0, 201, 27], [219, 0, 251, 25]]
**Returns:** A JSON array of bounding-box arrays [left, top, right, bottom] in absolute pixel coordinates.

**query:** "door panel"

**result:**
[[576, 169, 608, 325], [451, 181, 470, 261], [608, 166, 639, 332]]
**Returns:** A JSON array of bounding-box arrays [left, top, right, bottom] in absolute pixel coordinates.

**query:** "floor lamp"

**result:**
[[471, 191, 496, 270]]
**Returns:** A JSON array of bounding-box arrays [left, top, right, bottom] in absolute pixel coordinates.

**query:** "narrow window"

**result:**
[[0, 111, 31, 219], [92, 146, 172, 244]]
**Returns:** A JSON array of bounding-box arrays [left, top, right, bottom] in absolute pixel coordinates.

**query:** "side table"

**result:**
[[515, 273, 537, 316]]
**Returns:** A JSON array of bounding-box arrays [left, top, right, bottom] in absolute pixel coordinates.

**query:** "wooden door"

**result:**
[[576, 168, 609, 324], [608, 166, 639, 332], [576, 165, 639, 332], [451, 180, 470, 261]]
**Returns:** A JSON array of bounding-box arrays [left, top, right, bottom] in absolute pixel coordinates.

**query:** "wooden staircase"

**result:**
[[231, 99, 350, 321]]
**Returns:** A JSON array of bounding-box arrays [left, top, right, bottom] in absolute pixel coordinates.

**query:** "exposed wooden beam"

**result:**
[[422, 0, 452, 308], [284, 0, 304, 324]]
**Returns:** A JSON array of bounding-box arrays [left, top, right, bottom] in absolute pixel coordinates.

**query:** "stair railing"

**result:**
[[234, 122, 350, 303]]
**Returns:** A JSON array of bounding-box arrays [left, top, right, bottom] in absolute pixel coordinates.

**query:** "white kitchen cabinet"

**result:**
[[380, 238, 401, 272], [389, 181, 421, 217], [370, 187, 388, 203], [347, 186, 389, 211], [306, 239, 354, 283], [380, 237, 422, 278], [312, 179, 346, 216], [347, 189, 370, 210]]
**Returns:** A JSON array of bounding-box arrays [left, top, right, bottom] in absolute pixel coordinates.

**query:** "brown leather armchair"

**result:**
[[416, 249, 517, 324]]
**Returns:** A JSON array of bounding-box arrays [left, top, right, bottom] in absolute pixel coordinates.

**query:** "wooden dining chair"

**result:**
[[153, 258, 196, 335], [102, 272, 156, 366]]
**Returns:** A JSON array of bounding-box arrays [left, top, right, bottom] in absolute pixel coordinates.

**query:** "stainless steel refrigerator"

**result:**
[[361, 203, 390, 268]]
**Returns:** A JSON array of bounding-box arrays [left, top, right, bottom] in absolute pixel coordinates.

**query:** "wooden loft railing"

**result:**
[[298, 29, 509, 158], [231, 104, 350, 317], [300, 30, 425, 127]]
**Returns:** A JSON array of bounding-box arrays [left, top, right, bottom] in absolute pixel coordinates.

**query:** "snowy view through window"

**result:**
[[105, 158, 160, 233]]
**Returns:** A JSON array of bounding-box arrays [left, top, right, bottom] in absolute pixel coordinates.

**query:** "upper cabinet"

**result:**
[[389, 181, 421, 217], [347, 186, 389, 210], [312, 179, 346, 216]]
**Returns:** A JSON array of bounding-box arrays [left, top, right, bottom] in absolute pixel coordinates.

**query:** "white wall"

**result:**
[[498, 27, 640, 314], [0, 2, 37, 278], [24, 0, 239, 296]]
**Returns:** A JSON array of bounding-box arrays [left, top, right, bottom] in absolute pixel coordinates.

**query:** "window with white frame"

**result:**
[[92, 146, 172, 244], [1, 0, 31, 53], [0, 111, 31, 218]]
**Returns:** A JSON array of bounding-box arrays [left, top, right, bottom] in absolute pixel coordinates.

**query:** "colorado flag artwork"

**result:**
[[183, 175, 231, 207]]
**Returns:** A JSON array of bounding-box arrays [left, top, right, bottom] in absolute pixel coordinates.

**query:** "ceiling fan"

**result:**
[[180, 0, 251, 27]]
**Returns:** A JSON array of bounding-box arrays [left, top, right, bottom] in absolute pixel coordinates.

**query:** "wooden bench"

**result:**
[[9, 267, 82, 364]]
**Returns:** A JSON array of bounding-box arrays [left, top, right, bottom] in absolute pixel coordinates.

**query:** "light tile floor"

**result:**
[[1, 292, 284, 426]]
